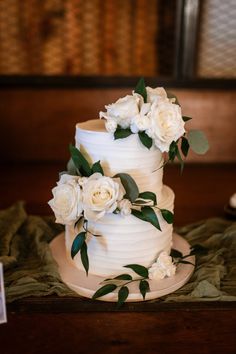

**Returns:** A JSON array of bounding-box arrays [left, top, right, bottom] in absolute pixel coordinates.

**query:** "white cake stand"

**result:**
[[50, 233, 195, 302]]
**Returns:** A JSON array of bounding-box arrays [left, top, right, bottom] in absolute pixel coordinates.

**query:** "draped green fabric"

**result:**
[[1, 202, 236, 303]]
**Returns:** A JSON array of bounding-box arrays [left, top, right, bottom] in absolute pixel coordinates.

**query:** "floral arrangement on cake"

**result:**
[[100, 78, 209, 171]]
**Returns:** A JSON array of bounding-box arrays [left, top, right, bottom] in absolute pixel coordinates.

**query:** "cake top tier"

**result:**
[[75, 119, 164, 194], [76, 119, 106, 133]]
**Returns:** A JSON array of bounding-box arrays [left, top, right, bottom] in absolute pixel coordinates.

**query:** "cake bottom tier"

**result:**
[[65, 185, 175, 277]]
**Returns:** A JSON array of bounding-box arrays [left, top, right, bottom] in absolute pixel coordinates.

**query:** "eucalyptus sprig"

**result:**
[[92, 264, 150, 307], [71, 216, 103, 275], [114, 173, 174, 231]]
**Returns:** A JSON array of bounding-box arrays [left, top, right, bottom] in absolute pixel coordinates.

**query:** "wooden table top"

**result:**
[[1, 162, 236, 354]]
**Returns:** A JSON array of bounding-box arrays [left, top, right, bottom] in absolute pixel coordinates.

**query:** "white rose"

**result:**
[[83, 173, 125, 221], [148, 264, 166, 280], [105, 119, 117, 133], [148, 251, 176, 280], [118, 199, 132, 217], [157, 251, 173, 268], [229, 193, 236, 208], [147, 101, 185, 152], [48, 174, 83, 225], [99, 94, 140, 129], [130, 103, 151, 133], [166, 264, 176, 277], [146, 86, 168, 104], [78, 176, 88, 187]]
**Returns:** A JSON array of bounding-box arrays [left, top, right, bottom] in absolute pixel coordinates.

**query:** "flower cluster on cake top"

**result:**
[[100, 78, 209, 171]]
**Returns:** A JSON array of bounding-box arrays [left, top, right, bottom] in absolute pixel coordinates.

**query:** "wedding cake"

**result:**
[[49, 79, 208, 302]]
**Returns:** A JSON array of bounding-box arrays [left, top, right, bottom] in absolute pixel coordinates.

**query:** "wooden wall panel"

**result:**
[[0, 88, 235, 162]]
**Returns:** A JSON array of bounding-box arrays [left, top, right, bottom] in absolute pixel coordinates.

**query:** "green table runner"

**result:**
[[1, 202, 236, 303]]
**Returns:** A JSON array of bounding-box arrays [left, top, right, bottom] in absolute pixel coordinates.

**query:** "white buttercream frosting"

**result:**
[[65, 119, 175, 277], [75, 119, 164, 196]]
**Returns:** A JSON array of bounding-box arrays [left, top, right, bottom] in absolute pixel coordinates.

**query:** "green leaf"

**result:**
[[190, 244, 208, 256], [91, 160, 104, 175], [92, 284, 117, 300], [181, 136, 190, 157], [134, 77, 147, 103], [133, 200, 149, 205], [139, 280, 150, 300], [188, 130, 209, 155], [66, 157, 78, 175], [168, 141, 178, 161], [138, 131, 153, 149], [167, 91, 180, 106], [124, 264, 149, 278], [114, 173, 139, 203], [176, 146, 184, 174], [139, 192, 157, 206], [170, 249, 183, 259], [71, 232, 86, 259], [114, 274, 133, 280], [182, 116, 192, 122], [114, 126, 133, 140], [69, 144, 91, 177], [160, 209, 174, 224], [81, 242, 89, 275], [131, 209, 147, 222], [74, 216, 83, 229], [141, 206, 161, 231], [117, 286, 129, 308]]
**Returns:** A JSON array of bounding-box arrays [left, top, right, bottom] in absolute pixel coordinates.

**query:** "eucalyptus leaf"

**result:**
[[176, 146, 184, 174], [117, 286, 129, 308], [66, 157, 78, 175], [139, 192, 157, 206], [139, 279, 150, 299], [92, 283, 117, 300], [114, 126, 133, 140], [170, 249, 183, 259], [81, 242, 89, 275], [114, 274, 133, 280], [190, 244, 208, 256], [124, 264, 149, 278], [138, 131, 153, 149], [134, 77, 147, 103], [181, 136, 190, 157], [71, 232, 86, 259], [69, 144, 91, 177], [141, 206, 161, 231], [131, 209, 147, 222], [74, 216, 83, 230], [188, 130, 209, 155], [160, 209, 174, 224], [167, 91, 180, 106], [168, 141, 178, 161], [91, 160, 104, 175], [133, 200, 149, 205], [182, 116, 192, 122], [114, 173, 139, 203]]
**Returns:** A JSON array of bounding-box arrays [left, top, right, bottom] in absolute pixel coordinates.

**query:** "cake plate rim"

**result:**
[[50, 232, 195, 302]]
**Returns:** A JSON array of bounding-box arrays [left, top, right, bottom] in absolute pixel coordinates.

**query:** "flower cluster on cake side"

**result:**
[[48, 79, 209, 306]]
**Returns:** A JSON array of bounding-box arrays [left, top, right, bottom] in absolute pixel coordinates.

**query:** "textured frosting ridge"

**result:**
[[75, 119, 164, 196], [65, 119, 175, 277]]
